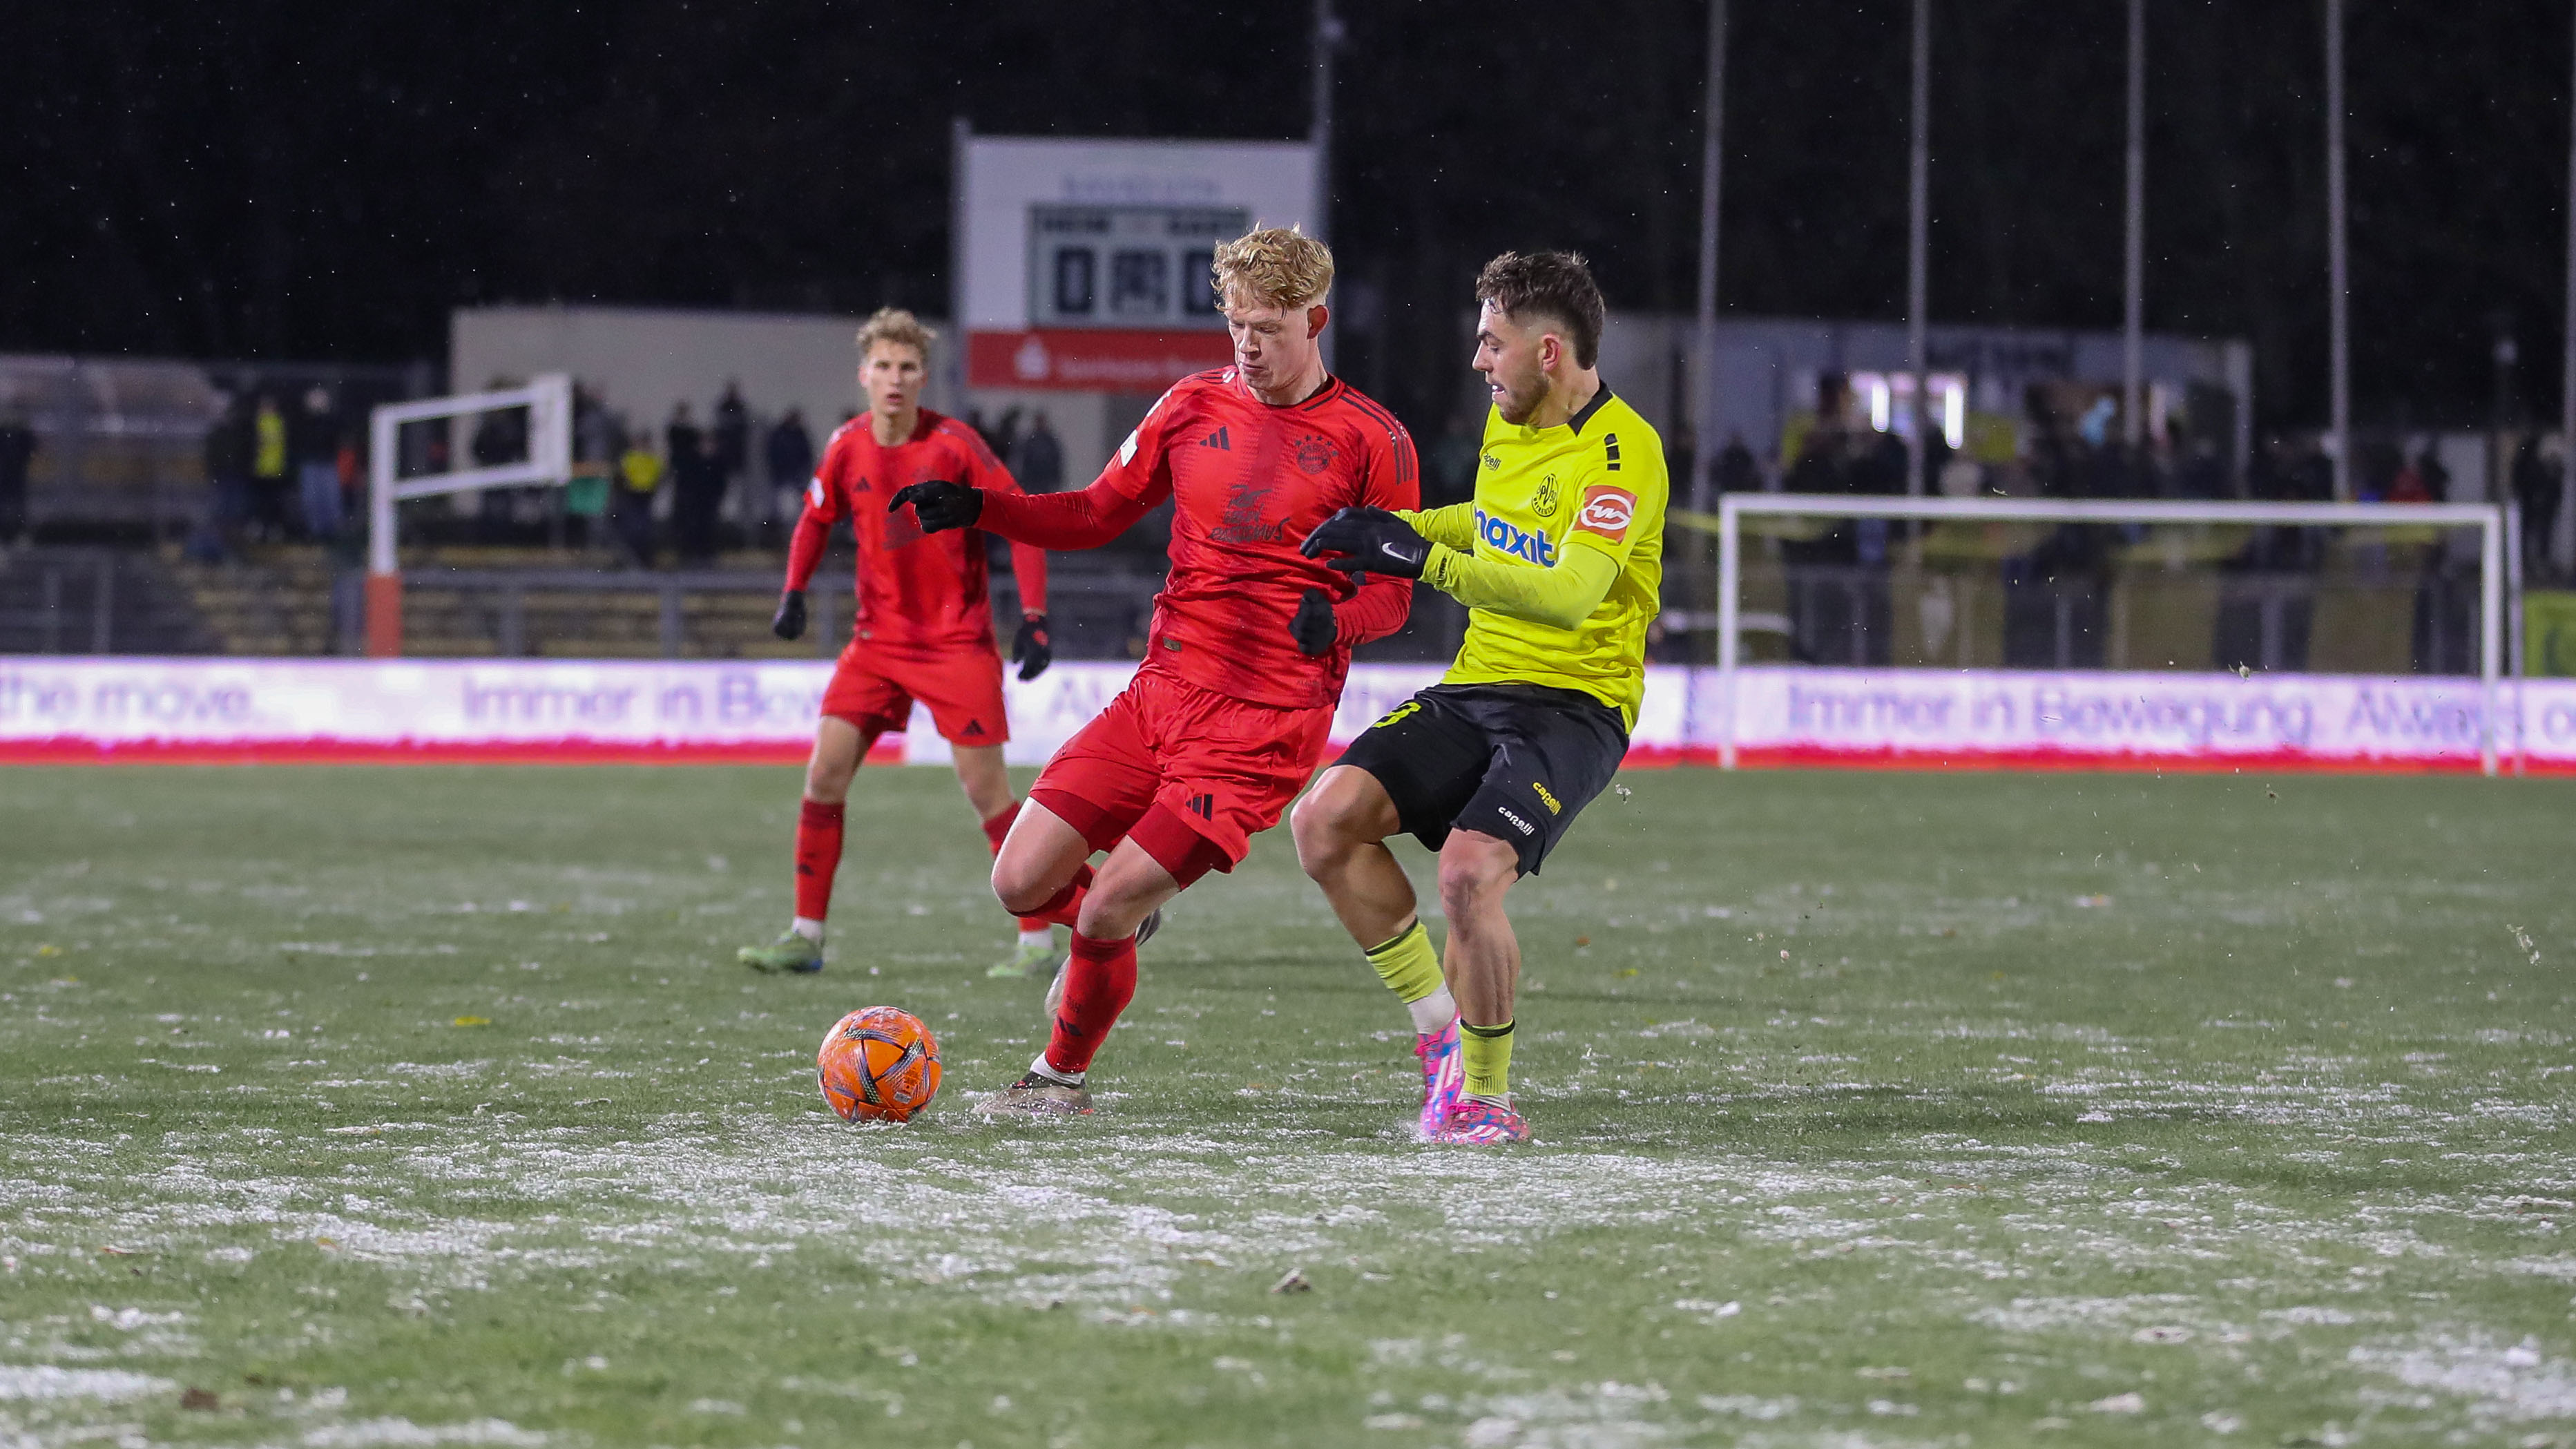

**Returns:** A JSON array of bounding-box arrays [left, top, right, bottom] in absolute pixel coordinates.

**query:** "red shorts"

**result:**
[[820, 640, 1008, 747], [1029, 666, 1334, 879]]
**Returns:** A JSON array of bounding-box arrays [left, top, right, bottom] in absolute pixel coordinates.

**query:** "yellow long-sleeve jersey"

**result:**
[[1398, 386, 1666, 729]]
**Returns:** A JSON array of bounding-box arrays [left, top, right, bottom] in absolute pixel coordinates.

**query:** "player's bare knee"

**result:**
[[990, 854, 1054, 915], [1289, 791, 1348, 876], [1436, 836, 1517, 918], [1073, 887, 1145, 942], [1293, 769, 1383, 873]]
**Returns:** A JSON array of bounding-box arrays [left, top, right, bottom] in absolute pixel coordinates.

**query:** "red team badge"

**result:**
[[1576, 486, 1637, 541]]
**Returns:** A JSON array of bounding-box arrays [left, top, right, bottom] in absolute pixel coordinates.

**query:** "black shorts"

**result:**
[[1334, 682, 1628, 876]]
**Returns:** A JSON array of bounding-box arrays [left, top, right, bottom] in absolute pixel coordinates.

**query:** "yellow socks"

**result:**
[[1459, 1019, 1515, 1100], [1365, 921, 1458, 1035]]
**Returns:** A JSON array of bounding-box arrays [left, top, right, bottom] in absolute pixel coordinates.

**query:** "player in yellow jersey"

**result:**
[[1294, 251, 1666, 1144]]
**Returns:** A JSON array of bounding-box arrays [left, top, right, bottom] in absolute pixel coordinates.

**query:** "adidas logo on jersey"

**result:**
[[1200, 427, 1231, 450]]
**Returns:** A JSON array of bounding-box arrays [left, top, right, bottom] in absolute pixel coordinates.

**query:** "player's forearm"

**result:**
[[977, 477, 1146, 551], [1008, 539, 1049, 616], [1398, 501, 1477, 551], [1422, 544, 1619, 631], [782, 510, 831, 592], [1333, 573, 1412, 647]]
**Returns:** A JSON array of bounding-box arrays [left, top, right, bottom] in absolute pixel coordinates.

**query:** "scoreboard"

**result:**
[[1027, 204, 1248, 329], [957, 131, 1317, 392]]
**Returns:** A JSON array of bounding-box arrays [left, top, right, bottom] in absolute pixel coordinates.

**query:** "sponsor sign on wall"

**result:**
[[1719, 666, 2576, 771], [4, 659, 2573, 772]]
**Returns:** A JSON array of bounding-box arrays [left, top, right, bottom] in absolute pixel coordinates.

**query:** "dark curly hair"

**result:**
[[1474, 250, 1606, 370]]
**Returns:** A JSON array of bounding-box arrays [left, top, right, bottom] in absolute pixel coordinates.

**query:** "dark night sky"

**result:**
[[6, 0, 2573, 436]]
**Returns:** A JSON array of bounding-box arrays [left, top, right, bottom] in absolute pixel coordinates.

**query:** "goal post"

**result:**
[[1689, 494, 2511, 775], [365, 374, 574, 657]]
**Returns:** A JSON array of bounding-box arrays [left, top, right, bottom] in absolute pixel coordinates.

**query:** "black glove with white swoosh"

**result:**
[[1299, 506, 1430, 581]]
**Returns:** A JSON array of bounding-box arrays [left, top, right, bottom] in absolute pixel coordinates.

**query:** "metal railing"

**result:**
[[1733, 563, 2481, 675], [373, 567, 1175, 660], [1700, 494, 2512, 774], [0, 552, 117, 653]]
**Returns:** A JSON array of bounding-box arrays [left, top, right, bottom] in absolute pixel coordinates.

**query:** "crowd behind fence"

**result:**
[[2, 356, 2568, 676]]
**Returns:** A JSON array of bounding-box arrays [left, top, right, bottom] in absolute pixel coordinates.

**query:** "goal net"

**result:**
[[363, 374, 574, 655], [1680, 494, 2515, 774]]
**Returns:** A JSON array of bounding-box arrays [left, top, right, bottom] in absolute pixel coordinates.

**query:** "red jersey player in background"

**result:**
[[737, 308, 1061, 979], [892, 227, 1419, 1116]]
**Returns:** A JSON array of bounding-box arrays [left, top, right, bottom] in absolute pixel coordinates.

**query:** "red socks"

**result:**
[[983, 800, 1054, 936], [794, 798, 845, 921], [1044, 929, 1137, 1076]]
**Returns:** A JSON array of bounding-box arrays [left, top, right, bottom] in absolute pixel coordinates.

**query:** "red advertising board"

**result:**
[[967, 329, 1233, 392]]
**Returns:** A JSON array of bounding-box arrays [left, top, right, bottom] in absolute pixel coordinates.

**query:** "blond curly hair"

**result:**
[[856, 307, 936, 358], [1210, 226, 1334, 311]]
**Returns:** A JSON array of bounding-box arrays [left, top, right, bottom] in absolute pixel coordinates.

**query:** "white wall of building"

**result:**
[[450, 304, 963, 452]]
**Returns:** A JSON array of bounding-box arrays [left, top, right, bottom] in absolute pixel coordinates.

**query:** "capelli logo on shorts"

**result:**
[[1532, 782, 1562, 816], [1496, 805, 1536, 836]]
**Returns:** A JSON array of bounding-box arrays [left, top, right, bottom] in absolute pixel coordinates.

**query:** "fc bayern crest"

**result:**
[[1293, 434, 1338, 475]]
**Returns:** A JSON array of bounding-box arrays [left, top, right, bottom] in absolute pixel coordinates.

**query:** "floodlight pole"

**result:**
[[1311, 0, 1340, 369], [2325, 0, 2353, 500], [2562, 0, 2576, 576], [1691, 0, 1730, 515], [1905, 0, 1932, 495], [2122, 0, 2146, 452]]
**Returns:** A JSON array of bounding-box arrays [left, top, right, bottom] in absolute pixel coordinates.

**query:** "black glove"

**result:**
[[771, 590, 807, 641], [1300, 506, 1430, 580], [1010, 613, 1052, 681], [1288, 588, 1338, 656], [888, 479, 981, 533]]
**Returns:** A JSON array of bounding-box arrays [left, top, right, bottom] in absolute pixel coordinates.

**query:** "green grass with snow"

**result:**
[[3, 764, 2574, 1447]]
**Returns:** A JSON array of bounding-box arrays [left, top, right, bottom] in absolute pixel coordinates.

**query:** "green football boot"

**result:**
[[988, 935, 1064, 980], [738, 930, 825, 975]]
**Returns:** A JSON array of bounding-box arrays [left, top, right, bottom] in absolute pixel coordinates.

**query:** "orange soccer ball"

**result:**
[[816, 1006, 942, 1123]]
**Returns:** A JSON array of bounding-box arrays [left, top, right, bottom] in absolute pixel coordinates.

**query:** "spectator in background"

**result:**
[[195, 392, 250, 560], [1014, 409, 1064, 493], [667, 401, 718, 564], [765, 406, 815, 525], [713, 381, 751, 497], [335, 425, 364, 533], [251, 394, 291, 540], [2417, 442, 2452, 503], [1715, 432, 1758, 495], [295, 387, 341, 541], [0, 405, 35, 547], [470, 381, 530, 543], [2515, 436, 2562, 575], [615, 426, 663, 568], [2387, 449, 2431, 504], [575, 383, 619, 468]]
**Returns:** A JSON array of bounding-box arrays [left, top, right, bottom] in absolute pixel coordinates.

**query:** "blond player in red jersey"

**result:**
[[737, 308, 1062, 979], [890, 228, 1419, 1115]]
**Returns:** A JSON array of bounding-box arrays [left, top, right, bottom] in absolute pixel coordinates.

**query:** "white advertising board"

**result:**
[[5, 660, 2573, 773]]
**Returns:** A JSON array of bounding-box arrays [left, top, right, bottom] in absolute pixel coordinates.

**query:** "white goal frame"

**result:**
[[365, 374, 574, 655], [1698, 494, 2512, 775]]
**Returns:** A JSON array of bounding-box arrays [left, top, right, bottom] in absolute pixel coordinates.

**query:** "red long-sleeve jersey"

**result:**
[[973, 368, 1418, 710], [784, 408, 1047, 652]]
